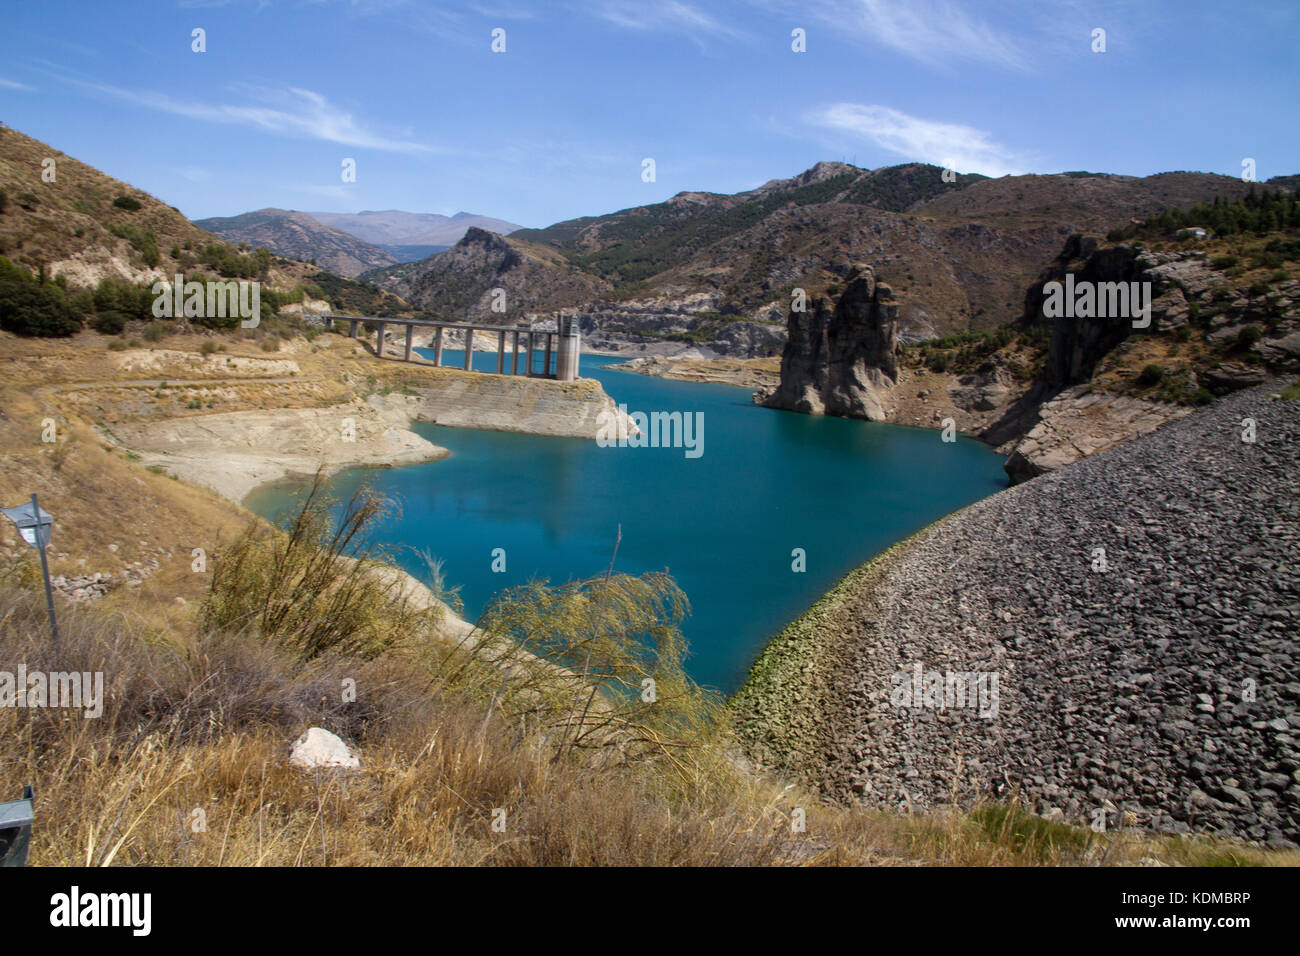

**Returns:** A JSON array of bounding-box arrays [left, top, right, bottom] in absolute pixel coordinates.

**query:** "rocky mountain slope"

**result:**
[[367, 161, 1278, 353], [735, 383, 1300, 846], [194, 208, 397, 278], [374, 226, 611, 320], [1000, 232, 1300, 479], [759, 212, 1300, 481]]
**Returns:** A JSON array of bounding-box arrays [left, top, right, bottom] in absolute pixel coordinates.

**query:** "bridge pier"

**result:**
[[321, 312, 580, 380], [555, 315, 580, 382]]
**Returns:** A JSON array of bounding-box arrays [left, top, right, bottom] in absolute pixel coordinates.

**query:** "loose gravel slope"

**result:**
[[735, 383, 1300, 847]]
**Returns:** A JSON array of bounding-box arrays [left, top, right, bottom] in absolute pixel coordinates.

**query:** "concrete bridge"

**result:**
[[323, 313, 581, 382]]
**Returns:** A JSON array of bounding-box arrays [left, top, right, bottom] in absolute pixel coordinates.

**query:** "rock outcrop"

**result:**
[[1025, 235, 1143, 386], [1027, 236, 1300, 391], [763, 264, 900, 421], [1003, 384, 1194, 482], [1005, 235, 1300, 481]]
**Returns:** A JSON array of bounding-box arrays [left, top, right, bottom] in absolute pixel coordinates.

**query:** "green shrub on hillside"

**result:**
[[186, 242, 272, 279], [203, 477, 432, 660], [92, 276, 154, 319], [107, 223, 160, 268], [0, 280, 82, 336], [0, 255, 32, 284], [141, 321, 169, 343], [92, 311, 129, 335], [1138, 364, 1165, 387], [1234, 325, 1262, 351], [111, 195, 142, 211]]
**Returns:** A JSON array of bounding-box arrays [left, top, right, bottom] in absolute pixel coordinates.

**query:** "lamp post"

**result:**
[[2, 494, 59, 653]]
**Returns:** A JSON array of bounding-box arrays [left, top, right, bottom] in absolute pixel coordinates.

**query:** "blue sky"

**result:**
[[1, 0, 1296, 228]]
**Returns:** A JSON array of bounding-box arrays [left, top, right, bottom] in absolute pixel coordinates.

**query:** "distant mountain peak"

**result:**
[[303, 209, 524, 248], [193, 207, 396, 278]]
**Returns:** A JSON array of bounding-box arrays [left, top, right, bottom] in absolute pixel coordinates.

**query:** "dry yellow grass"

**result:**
[[7, 584, 1294, 868]]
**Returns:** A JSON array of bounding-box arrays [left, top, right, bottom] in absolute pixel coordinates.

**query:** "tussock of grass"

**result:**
[[0, 579, 793, 866], [202, 475, 434, 660]]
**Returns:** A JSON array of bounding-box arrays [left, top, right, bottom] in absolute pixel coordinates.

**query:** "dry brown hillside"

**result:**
[[380, 163, 1277, 344], [0, 126, 223, 286], [0, 126, 408, 314]]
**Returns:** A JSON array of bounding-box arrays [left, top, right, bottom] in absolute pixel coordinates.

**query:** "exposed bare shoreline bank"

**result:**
[[102, 373, 634, 508], [616, 354, 1198, 483]]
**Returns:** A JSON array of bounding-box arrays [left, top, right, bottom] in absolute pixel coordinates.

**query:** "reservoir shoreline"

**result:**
[[244, 355, 1008, 692]]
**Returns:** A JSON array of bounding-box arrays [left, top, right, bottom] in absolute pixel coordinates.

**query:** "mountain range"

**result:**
[[195, 208, 523, 278], [193, 208, 399, 278], [4, 122, 1296, 354], [306, 210, 522, 247], [362, 161, 1290, 343]]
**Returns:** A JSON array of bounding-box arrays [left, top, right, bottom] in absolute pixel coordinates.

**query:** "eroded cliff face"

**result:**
[[1004, 235, 1300, 481], [1023, 235, 1145, 386], [762, 264, 900, 420]]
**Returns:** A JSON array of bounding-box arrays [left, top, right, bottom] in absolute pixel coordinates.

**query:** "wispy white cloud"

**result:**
[[0, 78, 35, 91], [773, 0, 1030, 70], [855, 0, 1026, 68], [285, 182, 359, 201], [807, 102, 1029, 176], [587, 1, 749, 42], [466, 2, 539, 18], [67, 79, 437, 154]]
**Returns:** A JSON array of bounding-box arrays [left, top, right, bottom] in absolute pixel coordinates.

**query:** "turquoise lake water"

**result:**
[[246, 351, 1008, 693]]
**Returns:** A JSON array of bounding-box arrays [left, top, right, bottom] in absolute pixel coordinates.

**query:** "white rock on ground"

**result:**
[[289, 728, 361, 771]]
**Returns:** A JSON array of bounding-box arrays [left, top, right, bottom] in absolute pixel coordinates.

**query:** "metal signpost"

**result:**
[[2, 493, 59, 652], [0, 496, 50, 866]]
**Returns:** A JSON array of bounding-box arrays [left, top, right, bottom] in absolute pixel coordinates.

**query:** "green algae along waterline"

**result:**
[[245, 352, 1008, 693]]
